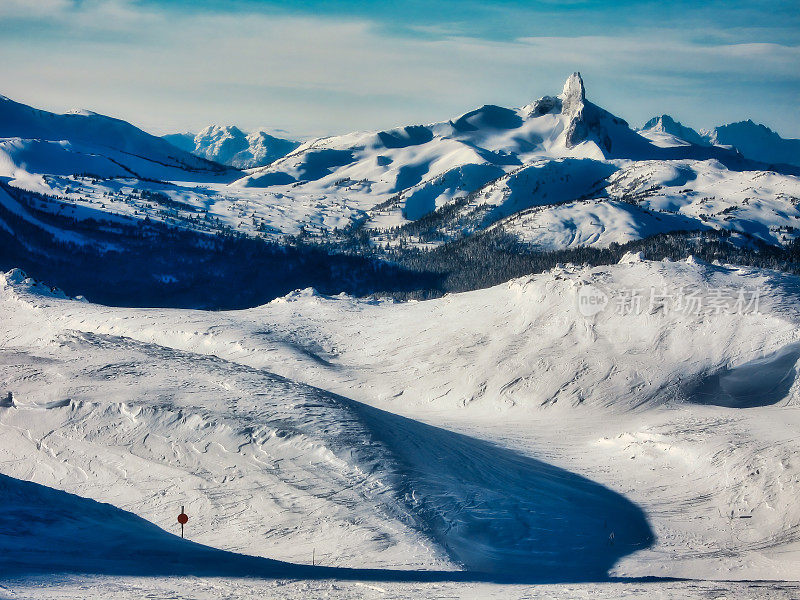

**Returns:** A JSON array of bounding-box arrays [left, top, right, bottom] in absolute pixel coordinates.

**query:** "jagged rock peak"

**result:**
[[560, 72, 585, 115]]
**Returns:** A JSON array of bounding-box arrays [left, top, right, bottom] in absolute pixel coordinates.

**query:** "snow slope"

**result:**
[[0, 94, 239, 184], [1, 256, 799, 587], [0, 269, 656, 582], [0, 472, 292, 578], [492, 195, 703, 249]]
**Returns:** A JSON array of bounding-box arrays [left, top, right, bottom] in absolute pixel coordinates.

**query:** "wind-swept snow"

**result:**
[[0, 268, 656, 581], [1, 257, 799, 587]]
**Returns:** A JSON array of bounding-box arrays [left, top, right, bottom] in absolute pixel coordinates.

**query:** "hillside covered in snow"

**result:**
[[2, 254, 799, 597], [0, 94, 238, 182]]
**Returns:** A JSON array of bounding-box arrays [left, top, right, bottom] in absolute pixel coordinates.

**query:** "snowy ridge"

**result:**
[[0, 94, 236, 181]]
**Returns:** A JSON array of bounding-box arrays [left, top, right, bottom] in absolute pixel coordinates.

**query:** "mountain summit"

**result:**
[[706, 120, 800, 168], [551, 72, 641, 153], [164, 126, 299, 169], [560, 72, 586, 116], [641, 115, 708, 147]]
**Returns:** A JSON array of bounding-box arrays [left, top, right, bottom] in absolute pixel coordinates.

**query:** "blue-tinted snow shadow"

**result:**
[[0, 401, 653, 583], [689, 342, 800, 408], [343, 400, 654, 580]]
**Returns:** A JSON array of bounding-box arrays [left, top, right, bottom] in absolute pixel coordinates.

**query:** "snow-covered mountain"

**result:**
[[236, 73, 658, 199], [640, 114, 800, 169], [229, 73, 797, 247], [705, 120, 800, 168], [640, 115, 709, 147], [164, 125, 300, 169], [0, 94, 236, 182]]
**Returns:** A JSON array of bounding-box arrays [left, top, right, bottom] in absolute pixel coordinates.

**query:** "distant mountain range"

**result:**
[[640, 115, 710, 147], [1, 73, 800, 307], [163, 126, 300, 170], [219, 73, 798, 249]]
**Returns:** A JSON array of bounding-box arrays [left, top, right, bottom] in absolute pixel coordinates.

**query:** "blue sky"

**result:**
[[1, 0, 798, 137]]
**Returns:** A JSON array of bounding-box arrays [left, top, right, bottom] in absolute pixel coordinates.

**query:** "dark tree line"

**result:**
[[3, 182, 800, 309]]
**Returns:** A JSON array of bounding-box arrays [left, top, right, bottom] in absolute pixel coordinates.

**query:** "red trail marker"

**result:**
[[178, 505, 189, 538]]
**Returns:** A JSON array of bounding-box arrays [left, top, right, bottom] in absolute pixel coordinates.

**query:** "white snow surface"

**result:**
[[3, 73, 800, 598], [1, 258, 800, 597]]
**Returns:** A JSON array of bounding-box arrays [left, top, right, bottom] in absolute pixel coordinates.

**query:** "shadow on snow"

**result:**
[[0, 399, 654, 584]]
